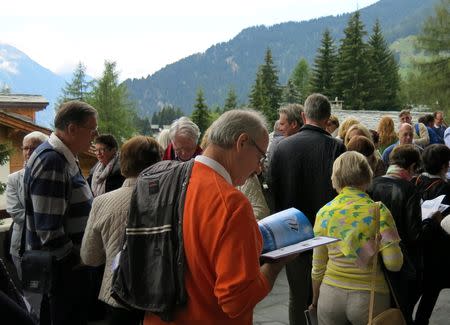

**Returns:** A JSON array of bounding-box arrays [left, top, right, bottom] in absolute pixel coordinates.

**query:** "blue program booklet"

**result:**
[[258, 208, 339, 260]]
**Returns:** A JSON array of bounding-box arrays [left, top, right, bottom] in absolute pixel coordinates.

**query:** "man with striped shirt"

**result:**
[[24, 100, 98, 325]]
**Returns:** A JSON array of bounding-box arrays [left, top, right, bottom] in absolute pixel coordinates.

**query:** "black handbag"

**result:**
[[20, 249, 55, 294]]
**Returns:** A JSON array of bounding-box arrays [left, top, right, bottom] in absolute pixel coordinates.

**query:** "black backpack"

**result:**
[[111, 159, 194, 322]]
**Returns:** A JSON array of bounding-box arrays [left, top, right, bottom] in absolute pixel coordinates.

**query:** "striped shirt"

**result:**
[[24, 133, 93, 260]]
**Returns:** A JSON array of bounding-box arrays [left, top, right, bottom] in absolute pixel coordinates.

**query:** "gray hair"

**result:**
[[278, 103, 304, 127], [23, 131, 49, 144], [208, 109, 268, 148], [304, 93, 331, 121], [169, 117, 200, 143]]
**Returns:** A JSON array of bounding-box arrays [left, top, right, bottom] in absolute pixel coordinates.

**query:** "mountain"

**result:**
[[0, 43, 66, 127], [125, 0, 439, 117]]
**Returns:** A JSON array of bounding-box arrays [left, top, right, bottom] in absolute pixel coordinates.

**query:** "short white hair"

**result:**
[[208, 109, 267, 148], [23, 131, 49, 144], [169, 117, 200, 143]]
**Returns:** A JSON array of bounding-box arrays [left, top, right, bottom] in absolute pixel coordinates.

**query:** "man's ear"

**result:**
[[236, 133, 249, 151], [66, 123, 77, 136], [301, 111, 306, 123]]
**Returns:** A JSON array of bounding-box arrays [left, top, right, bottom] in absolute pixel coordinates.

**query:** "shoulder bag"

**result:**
[[368, 202, 406, 325]]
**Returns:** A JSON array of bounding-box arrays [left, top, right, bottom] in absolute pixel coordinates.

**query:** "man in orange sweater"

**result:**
[[145, 109, 294, 324]]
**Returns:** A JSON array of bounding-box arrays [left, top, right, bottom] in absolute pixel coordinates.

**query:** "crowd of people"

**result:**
[[1, 97, 450, 325]]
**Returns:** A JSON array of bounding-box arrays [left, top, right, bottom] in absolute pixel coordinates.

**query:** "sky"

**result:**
[[1, 0, 379, 81]]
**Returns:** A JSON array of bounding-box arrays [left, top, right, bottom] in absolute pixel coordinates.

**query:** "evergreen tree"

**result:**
[[281, 79, 302, 104], [151, 105, 184, 127], [249, 48, 282, 125], [290, 58, 310, 102], [414, 0, 450, 110], [191, 88, 210, 136], [223, 87, 238, 111], [310, 29, 337, 99], [367, 20, 400, 110], [88, 61, 136, 142], [334, 12, 371, 110], [55, 62, 91, 109]]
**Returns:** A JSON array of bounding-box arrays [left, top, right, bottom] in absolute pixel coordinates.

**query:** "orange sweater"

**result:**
[[144, 161, 270, 324]]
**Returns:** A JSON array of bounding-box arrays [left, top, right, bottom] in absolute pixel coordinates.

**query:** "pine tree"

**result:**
[[367, 20, 400, 110], [249, 48, 282, 125], [191, 88, 210, 136], [281, 79, 302, 104], [55, 62, 91, 109], [88, 61, 136, 142], [310, 29, 337, 99], [223, 87, 238, 111], [151, 105, 184, 127], [414, 0, 450, 110], [334, 12, 371, 110], [290, 58, 310, 102]]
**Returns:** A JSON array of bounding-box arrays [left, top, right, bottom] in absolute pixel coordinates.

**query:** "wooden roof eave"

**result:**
[[0, 111, 51, 135]]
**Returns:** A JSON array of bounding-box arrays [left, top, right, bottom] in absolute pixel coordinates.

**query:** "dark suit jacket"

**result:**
[[269, 124, 346, 224]]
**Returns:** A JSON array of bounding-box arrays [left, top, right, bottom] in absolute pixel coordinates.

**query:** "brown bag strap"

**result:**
[[368, 202, 381, 325]]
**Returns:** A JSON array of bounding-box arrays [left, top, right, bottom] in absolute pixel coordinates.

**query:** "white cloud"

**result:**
[[0, 0, 379, 80]]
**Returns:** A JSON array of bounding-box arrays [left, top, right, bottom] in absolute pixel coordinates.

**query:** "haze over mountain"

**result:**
[[125, 0, 439, 117], [0, 43, 66, 127]]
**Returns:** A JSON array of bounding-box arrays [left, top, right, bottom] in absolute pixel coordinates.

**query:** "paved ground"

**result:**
[[253, 269, 290, 325], [253, 269, 450, 325]]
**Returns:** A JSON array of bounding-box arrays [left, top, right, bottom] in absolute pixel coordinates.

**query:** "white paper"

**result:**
[[260, 236, 340, 260], [421, 195, 446, 220]]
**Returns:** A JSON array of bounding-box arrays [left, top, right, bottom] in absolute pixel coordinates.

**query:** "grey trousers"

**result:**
[[286, 252, 313, 325], [317, 283, 390, 325]]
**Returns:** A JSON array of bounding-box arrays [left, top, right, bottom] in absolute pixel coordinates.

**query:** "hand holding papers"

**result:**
[[258, 208, 339, 260], [421, 195, 449, 221]]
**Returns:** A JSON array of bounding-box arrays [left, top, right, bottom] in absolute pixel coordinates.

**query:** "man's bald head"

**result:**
[[398, 123, 413, 145]]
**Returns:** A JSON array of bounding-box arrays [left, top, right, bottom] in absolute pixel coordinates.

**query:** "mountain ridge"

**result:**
[[125, 0, 439, 117]]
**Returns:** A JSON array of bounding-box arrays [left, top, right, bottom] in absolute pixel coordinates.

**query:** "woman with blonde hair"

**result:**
[[377, 116, 398, 154], [309, 151, 403, 325], [344, 123, 372, 147], [337, 117, 360, 140]]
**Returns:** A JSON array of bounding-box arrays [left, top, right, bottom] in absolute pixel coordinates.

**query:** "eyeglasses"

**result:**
[[81, 126, 99, 136], [94, 147, 109, 154], [249, 138, 267, 165]]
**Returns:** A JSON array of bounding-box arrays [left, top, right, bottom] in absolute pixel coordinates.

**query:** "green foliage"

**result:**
[[281, 79, 302, 105], [310, 29, 337, 99], [223, 87, 238, 111], [55, 62, 92, 110], [133, 115, 153, 136], [88, 61, 137, 143], [249, 48, 282, 125], [366, 20, 401, 110], [191, 88, 210, 136], [0, 143, 11, 194], [413, 0, 450, 111], [151, 105, 184, 127], [289, 58, 310, 102], [334, 11, 371, 110]]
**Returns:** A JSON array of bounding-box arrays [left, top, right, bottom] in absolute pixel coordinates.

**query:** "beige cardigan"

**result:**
[[81, 177, 136, 308]]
